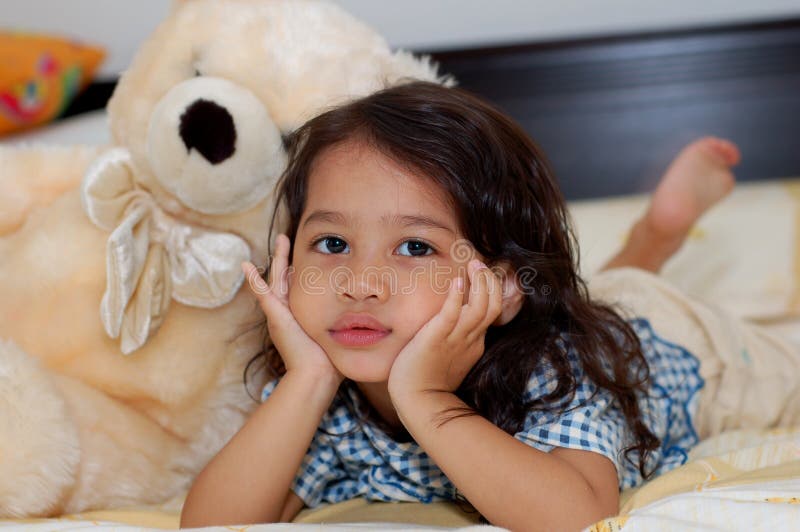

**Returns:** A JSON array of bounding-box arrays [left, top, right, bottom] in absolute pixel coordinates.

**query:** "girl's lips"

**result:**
[[329, 328, 391, 347], [330, 312, 390, 332]]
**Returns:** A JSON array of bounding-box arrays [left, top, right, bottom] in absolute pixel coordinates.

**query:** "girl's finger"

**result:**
[[480, 266, 504, 330], [242, 261, 268, 295], [269, 234, 290, 303], [454, 260, 489, 334], [434, 275, 465, 336], [242, 261, 279, 317]]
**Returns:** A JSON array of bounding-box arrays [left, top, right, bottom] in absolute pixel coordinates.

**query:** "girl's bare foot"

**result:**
[[602, 136, 740, 273], [647, 136, 739, 242]]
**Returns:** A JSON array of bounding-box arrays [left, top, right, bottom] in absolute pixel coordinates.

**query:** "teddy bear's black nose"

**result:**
[[179, 99, 236, 164]]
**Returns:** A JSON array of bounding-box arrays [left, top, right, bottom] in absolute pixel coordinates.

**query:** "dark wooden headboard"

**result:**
[[66, 17, 800, 201], [427, 18, 800, 200]]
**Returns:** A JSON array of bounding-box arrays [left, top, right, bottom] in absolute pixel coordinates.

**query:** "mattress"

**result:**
[[1, 111, 799, 531], [2, 427, 798, 531]]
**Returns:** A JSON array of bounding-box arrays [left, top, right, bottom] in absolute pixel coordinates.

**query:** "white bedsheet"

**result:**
[[1, 110, 110, 147]]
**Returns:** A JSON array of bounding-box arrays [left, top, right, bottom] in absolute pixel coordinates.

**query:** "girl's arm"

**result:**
[[393, 390, 619, 532], [179, 369, 341, 528], [386, 261, 619, 530], [181, 242, 345, 527]]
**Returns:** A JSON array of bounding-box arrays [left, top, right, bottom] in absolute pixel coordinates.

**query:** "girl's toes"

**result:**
[[704, 137, 741, 167]]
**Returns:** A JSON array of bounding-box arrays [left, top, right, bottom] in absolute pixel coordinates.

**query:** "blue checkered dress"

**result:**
[[260, 317, 704, 508]]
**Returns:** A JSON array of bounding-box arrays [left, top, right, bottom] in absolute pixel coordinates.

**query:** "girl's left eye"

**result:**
[[397, 240, 434, 257]]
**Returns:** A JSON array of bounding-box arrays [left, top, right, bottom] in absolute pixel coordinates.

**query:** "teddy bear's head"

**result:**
[[107, 0, 446, 218], [81, 0, 449, 353]]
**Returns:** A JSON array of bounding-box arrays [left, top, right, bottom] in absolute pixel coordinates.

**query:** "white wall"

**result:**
[[0, 0, 172, 78], [1, 0, 798, 79]]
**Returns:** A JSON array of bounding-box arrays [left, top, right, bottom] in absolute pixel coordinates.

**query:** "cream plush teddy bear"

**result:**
[[0, 0, 445, 518]]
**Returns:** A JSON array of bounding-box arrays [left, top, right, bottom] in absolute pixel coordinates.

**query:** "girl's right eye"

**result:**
[[312, 236, 349, 254]]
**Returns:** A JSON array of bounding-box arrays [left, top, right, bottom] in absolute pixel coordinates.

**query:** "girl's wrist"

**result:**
[[393, 389, 462, 427], [285, 367, 343, 394], [388, 376, 452, 404], [390, 387, 455, 417]]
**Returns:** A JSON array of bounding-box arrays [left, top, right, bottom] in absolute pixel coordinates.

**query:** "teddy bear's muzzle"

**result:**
[[146, 76, 286, 216]]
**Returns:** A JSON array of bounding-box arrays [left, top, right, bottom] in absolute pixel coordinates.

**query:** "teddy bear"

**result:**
[[0, 0, 447, 518]]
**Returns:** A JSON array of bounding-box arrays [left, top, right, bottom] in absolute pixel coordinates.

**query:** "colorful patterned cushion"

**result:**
[[0, 31, 105, 136]]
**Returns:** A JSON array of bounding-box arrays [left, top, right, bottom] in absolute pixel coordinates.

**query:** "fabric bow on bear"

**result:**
[[81, 148, 249, 354]]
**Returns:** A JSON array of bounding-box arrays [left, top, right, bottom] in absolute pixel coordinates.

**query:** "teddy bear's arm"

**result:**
[[0, 144, 106, 236]]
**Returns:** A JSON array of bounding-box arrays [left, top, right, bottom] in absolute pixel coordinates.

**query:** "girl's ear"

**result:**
[[490, 261, 525, 326]]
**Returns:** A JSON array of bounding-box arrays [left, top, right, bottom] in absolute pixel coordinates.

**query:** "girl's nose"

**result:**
[[334, 263, 393, 303]]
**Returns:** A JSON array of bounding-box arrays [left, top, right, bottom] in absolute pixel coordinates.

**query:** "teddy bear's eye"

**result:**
[[194, 69, 202, 77]]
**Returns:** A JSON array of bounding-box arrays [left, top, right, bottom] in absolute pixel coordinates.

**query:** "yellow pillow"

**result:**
[[0, 31, 105, 136]]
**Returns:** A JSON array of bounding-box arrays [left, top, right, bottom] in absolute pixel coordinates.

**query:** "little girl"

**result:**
[[180, 81, 800, 531]]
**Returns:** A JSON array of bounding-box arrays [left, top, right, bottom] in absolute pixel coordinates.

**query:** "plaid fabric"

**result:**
[[513, 317, 704, 489], [260, 377, 456, 508], [261, 317, 704, 507]]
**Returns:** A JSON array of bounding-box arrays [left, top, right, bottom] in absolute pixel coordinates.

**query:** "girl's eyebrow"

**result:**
[[302, 209, 454, 235]]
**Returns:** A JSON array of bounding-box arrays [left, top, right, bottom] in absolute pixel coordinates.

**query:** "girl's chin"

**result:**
[[337, 363, 392, 383], [342, 371, 390, 384], [329, 350, 395, 383]]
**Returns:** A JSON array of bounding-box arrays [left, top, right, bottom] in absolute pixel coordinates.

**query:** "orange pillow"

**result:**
[[0, 31, 105, 136]]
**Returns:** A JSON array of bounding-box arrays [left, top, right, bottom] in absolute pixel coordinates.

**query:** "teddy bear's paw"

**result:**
[[0, 338, 80, 518]]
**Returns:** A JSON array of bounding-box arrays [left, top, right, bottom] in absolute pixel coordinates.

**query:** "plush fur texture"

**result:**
[[0, 0, 446, 517]]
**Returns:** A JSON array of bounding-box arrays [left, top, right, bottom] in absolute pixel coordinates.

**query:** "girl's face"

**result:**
[[288, 138, 476, 383]]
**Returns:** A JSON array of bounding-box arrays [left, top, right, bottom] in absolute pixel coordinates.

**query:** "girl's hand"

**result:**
[[242, 233, 344, 384], [387, 259, 503, 401]]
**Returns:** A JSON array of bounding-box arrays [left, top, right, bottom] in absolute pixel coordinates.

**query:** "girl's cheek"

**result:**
[[287, 270, 318, 321], [289, 262, 325, 297], [417, 269, 459, 301], [418, 260, 452, 290]]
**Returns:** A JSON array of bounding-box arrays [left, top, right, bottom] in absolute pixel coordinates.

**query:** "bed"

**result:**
[[1, 16, 799, 532]]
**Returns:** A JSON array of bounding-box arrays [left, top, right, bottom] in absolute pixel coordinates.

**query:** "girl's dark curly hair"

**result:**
[[244, 80, 660, 484]]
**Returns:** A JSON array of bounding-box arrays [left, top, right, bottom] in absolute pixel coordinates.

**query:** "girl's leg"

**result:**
[[587, 267, 800, 439], [601, 136, 740, 273], [591, 138, 799, 441]]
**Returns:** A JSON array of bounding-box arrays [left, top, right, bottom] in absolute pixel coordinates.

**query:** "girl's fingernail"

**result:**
[[456, 277, 464, 291], [474, 260, 487, 270], [244, 266, 267, 290], [254, 275, 267, 289]]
